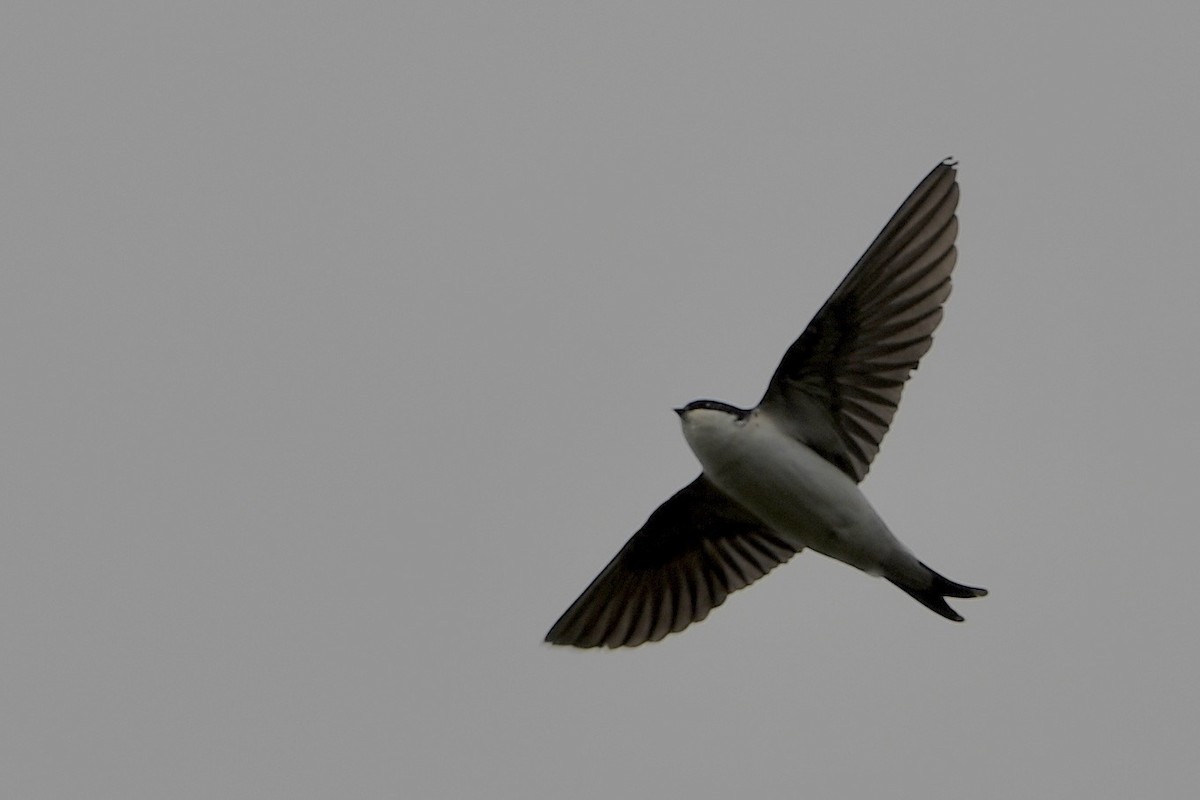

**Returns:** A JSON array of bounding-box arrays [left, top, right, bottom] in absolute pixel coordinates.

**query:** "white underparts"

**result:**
[[680, 407, 924, 584]]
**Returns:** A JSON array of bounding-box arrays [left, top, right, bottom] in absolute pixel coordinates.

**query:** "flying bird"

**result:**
[[545, 160, 986, 649]]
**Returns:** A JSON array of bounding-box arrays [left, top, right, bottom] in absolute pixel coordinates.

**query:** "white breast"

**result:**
[[680, 408, 914, 577]]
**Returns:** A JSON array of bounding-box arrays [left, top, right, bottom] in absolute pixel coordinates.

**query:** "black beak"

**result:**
[[674, 407, 686, 418]]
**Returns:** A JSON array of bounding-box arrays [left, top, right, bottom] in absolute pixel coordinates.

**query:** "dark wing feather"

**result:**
[[545, 476, 801, 649], [759, 160, 960, 482]]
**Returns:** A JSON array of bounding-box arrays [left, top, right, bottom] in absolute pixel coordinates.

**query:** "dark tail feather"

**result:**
[[888, 561, 987, 622]]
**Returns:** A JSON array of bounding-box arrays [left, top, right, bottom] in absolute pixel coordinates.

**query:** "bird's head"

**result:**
[[674, 399, 751, 450]]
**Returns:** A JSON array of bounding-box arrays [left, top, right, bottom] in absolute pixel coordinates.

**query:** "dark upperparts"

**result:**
[[677, 399, 751, 419]]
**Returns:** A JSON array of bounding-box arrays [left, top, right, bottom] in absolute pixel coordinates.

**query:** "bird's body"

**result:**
[[680, 406, 915, 583], [546, 160, 986, 648]]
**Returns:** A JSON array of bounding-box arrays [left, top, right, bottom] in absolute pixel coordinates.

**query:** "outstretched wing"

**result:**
[[759, 160, 960, 482], [545, 476, 802, 648]]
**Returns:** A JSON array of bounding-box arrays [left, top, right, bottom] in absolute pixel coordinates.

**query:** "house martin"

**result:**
[[546, 160, 986, 648]]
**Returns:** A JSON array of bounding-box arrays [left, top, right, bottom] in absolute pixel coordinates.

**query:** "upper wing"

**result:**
[[545, 475, 802, 649], [758, 160, 960, 482]]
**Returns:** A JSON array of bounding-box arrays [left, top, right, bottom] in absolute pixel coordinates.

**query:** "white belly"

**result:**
[[684, 411, 913, 577]]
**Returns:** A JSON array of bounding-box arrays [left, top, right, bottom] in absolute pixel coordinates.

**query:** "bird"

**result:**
[[544, 160, 986, 649]]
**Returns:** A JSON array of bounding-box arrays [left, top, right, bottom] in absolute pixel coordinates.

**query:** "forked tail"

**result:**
[[888, 561, 987, 622]]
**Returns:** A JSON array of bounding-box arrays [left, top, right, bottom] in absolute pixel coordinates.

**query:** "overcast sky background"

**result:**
[[4, 3, 1199, 798]]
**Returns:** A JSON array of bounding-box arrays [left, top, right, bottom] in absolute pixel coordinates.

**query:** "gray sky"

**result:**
[[3, 2, 1198, 798]]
